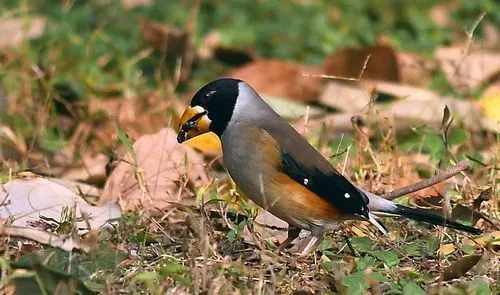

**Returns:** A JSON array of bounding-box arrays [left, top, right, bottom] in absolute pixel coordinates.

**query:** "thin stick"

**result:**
[[451, 12, 486, 80], [302, 54, 371, 81], [382, 160, 471, 200]]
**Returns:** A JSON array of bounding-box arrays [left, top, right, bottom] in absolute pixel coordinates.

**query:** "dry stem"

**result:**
[[382, 160, 471, 200]]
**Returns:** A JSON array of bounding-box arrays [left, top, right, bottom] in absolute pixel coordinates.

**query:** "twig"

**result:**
[[450, 12, 486, 80], [302, 54, 371, 81], [0, 225, 90, 253], [382, 160, 471, 200]]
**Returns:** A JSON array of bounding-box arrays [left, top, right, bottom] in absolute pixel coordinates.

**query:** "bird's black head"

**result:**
[[177, 78, 241, 143]]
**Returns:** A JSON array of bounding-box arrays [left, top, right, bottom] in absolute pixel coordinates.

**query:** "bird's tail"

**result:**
[[361, 189, 482, 235]]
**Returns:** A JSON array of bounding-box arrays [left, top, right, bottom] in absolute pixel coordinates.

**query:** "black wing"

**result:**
[[281, 151, 370, 218]]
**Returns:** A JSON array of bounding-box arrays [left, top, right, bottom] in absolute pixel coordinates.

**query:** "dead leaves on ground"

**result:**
[[101, 128, 209, 211], [321, 45, 401, 83], [230, 59, 324, 102], [435, 46, 500, 93], [0, 7, 499, 293], [0, 176, 120, 231], [0, 176, 120, 253]]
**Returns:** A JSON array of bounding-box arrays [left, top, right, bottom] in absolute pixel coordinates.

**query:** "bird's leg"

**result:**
[[277, 226, 301, 252], [300, 234, 323, 256]]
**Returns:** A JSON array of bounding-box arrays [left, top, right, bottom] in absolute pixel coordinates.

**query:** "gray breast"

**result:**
[[222, 121, 285, 211]]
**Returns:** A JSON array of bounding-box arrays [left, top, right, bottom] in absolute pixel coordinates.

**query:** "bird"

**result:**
[[177, 78, 482, 255]]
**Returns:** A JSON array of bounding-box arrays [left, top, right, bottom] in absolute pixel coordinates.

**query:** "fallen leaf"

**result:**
[[463, 231, 500, 248], [441, 254, 483, 281], [350, 225, 369, 237], [322, 45, 400, 82], [362, 80, 487, 131], [242, 211, 288, 246], [230, 59, 324, 102], [0, 177, 120, 232], [100, 128, 209, 211], [437, 243, 457, 256], [0, 17, 46, 48], [87, 95, 173, 150], [61, 153, 109, 184], [435, 46, 500, 93], [397, 51, 436, 87], [0, 225, 90, 253], [318, 81, 371, 113]]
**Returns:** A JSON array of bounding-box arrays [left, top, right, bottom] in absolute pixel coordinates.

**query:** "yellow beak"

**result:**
[[177, 105, 212, 143]]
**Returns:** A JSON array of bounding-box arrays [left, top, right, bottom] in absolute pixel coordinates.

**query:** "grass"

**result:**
[[1, 0, 499, 294]]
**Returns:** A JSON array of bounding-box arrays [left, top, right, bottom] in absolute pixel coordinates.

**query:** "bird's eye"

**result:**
[[202, 90, 216, 103]]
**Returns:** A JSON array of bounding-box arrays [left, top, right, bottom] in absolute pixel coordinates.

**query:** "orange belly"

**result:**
[[261, 171, 344, 228]]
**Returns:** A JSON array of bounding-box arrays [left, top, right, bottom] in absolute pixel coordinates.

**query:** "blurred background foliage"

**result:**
[[0, 0, 498, 164], [1, 0, 499, 92]]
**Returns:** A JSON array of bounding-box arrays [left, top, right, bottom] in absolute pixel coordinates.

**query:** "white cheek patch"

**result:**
[[344, 193, 351, 199], [303, 178, 309, 185]]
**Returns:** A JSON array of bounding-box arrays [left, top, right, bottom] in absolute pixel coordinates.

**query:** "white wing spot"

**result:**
[[344, 193, 351, 199], [303, 178, 309, 185]]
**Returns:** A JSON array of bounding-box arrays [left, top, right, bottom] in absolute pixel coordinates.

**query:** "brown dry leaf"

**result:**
[[321, 45, 400, 82], [351, 225, 369, 237], [362, 80, 486, 131], [0, 177, 120, 232], [437, 243, 457, 256], [87, 95, 171, 149], [0, 17, 46, 48], [61, 153, 109, 183], [397, 51, 436, 87], [318, 79, 496, 133], [441, 254, 483, 281], [462, 231, 500, 247], [230, 59, 324, 102], [0, 225, 91, 253], [242, 211, 288, 246], [435, 46, 500, 92], [318, 81, 371, 113], [88, 96, 142, 124], [100, 128, 209, 211]]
